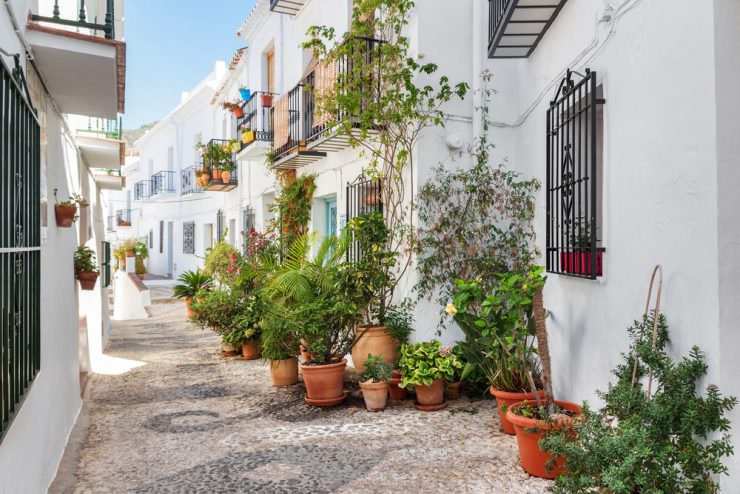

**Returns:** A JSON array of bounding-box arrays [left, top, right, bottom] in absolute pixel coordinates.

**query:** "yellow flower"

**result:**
[[445, 303, 457, 316]]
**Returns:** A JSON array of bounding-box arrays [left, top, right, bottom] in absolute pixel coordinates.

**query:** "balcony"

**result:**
[[488, 0, 568, 59], [181, 166, 204, 196], [76, 118, 125, 169], [116, 209, 133, 227], [150, 171, 176, 196], [134, 180, 150, 201], [26, 0, 125, 118], [269, 0, 305, 16], [199, 139, 238, 192], [236, 92, 277, 161], [93, 170, 125, 190], [304, 37, 384, 153], [270, 85, 326, 169]]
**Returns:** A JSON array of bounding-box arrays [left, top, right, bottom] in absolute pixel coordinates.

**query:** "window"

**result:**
[[1, 57, 41, 441], [345, 174, 382, 261], [183, 222, 195, 254], [216, 210, 224, 242], [149, 230, 153, 248], [546, 69, 605, 279], [159, 221, 164, 254]]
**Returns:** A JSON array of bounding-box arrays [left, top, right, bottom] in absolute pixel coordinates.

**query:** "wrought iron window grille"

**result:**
[[345, 173, 383, 262], [546, 68, 606, 279], [183, 222, 195, 255]]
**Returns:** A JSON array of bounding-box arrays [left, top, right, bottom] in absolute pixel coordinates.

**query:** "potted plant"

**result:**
[[359, 354, 392, 412], [398, 341, 461, 411], [450, 270, 545, 435], [54, 188, 88, 227], [241, 128, 255, 145], [260, 93, 273, 107], [220, 160, 234, 184], [266, 233, 363, 406], [346, 212, 405, 373], [239, 86, 251, 101], [74, 245, 99, 291], [234, 296, 262, 360], [134, 240, 148, 275], [560, 219, 604, 277], [173, 269, 212, 318], [189, 289, 244, 354], [122, 238, 137, 259], [222, 100, 244, 118], [261, 311, 300, 386], [388, 369, 406, 401], [445, 344, 465, 400]]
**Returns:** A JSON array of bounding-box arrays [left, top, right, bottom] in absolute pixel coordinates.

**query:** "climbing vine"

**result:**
[[273, 173, 317, 247]]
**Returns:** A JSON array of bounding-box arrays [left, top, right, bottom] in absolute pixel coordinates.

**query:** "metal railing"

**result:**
[[116, 209, 133, 227], [30, 0, 116, 40], [488, 0, 513, 56], [181, 166, 203, 195], [150, 171, 176, 196], [1, 54, 41, 444], [77, 117, 122, 140], [236, 92, 277, 152], [271, 84, 304, 160], [134, 180, 150, 201]]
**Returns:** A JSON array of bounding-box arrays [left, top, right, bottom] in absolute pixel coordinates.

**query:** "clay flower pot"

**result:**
[[221, 170, 231, 184], [261, 94, 273, 107], [414, 379, 445, 411], [233, 107, 245, 118], [220, 341, 239, 356], [446, 381, 462, 400], [184, 297, 193, 318], [241, 340, 261, 360], [490, 386, 547, 435], [77, 271, 99, 291], [360, 380, 389, 412], [270, 358, 299, 387], [55, 205, 77, 227], [351, 325, 398, 374], [388, 370, 407, 400], [125, 250, 134, 258], [506, 400, 582, 479], [301, 359, 347, 407], [212, 169, 222, 181]]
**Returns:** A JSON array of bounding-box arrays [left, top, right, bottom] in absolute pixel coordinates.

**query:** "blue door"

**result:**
[[325, 197, 337, 237]]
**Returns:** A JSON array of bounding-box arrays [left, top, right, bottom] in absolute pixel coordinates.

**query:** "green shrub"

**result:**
[[398, 341, 461, 388], [204, 241, 240, 284], [189, 289, 242, 332], [173, 269, 212, 299], [360, 354, 392, 383]]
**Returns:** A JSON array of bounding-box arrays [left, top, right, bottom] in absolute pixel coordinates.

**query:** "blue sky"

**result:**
[[124, 0, 257, 129]]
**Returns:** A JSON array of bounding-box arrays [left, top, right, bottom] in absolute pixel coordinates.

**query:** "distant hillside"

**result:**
[[122, 121, 157, 155]]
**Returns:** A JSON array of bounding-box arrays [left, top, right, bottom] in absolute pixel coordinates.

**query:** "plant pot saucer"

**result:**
[[305, 390, 349, 407], [415, 401, 447, 412]]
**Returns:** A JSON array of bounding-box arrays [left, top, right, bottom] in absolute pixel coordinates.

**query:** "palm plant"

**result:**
[[173, 269, 212, 299]]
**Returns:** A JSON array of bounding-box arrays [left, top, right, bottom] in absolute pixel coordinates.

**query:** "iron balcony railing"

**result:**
[[77, 116, 122, 140], [116, 209, 132, 227], [150, 171, 176, 196], [134, 180, 150, 201], [488, 0, 513, 56], [304, 36, 384, 145], [271, 84, 304, 161], [30, 0, 116, 40], [181, 166, 203, 195], [236, 92, 277, 153]]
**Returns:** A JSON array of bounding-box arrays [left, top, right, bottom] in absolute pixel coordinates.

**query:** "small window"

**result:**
[[159, 220, 164, 254], [546, 69, 605, 279], [183, 222, 195, 254], [149, 230, 153, 248]]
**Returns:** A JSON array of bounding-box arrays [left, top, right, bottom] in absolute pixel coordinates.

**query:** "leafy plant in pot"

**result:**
[[122, 238, 137, 259], [173, 269, 212, 318], [261, 306, 300, 387], [359, 354, 392, 412], [74, 245, 99, 291], [54, 188, 89, 227], [398, 340, 461, 411], [266, 233, 364, 406], [233, 295, 263, 360], [189, 288, 244, 354], [450, 269, 545, 435]]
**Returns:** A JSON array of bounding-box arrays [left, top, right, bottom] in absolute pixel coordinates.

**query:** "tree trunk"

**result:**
[[533, 286, 554, 408]]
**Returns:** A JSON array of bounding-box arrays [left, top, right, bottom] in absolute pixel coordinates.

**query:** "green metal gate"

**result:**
[[0, 55, 41, 443]]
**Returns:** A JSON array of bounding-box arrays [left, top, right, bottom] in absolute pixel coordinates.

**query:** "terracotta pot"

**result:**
[[77, 271, 99, 291], [221, 170, 231, 183], [212, 169, 222, 180], [241, 340, 261, 360], [351, 325, 398, 373], [388, 371, 407, 400], [233, 107, 244, 118], [490, 386, 547, 435], [507, 400, 582, 479], [446, 381, 462, 400], [261, 94, 273, 107], [125, 250, 134, 258], [301, 359, 347, 406], [184, 297, 193, 318], [55, 205, 77, 227], [415, 379, 445, 406], [360, 380, 389, 411], [220, 341, 239, 355], [270, 358, 299, 386]]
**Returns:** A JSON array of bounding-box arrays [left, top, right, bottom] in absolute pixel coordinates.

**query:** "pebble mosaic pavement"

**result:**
[[55, 289, 551, 493]]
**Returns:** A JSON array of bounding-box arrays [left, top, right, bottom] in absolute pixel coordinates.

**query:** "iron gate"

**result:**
[[1, 56, 41, 442]]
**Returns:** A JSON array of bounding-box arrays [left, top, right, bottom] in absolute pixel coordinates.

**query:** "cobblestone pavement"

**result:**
[[59, 291, 552, 493]]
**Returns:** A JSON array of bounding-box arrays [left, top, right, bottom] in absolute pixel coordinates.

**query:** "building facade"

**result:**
[[0, 0, 125, 491]]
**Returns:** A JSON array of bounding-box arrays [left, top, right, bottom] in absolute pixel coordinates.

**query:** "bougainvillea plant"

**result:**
[[415, 71, 540, 318]]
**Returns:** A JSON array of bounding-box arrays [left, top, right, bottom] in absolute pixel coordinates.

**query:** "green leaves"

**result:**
[[173, 269, 212, 299], [398, 341, 462, 388]]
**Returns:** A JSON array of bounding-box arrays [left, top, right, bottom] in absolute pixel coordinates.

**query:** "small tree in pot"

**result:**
[[74, 245, 99, 291]]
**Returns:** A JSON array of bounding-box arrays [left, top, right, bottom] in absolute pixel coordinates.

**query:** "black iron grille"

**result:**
[[345, 174, 383, 262]]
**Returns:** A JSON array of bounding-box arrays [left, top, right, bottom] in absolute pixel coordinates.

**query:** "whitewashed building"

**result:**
[[0, 0, 125, 490]]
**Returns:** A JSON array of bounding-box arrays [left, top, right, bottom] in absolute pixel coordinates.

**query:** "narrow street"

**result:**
[[51, 288, 550, 493]]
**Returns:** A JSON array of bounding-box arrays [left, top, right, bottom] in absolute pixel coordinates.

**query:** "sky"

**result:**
[[123, 0, 257, 129]]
